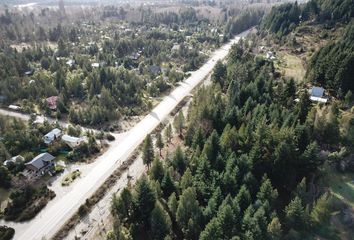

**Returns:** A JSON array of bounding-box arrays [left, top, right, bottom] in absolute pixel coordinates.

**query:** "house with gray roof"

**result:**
[[25, 153, 55, 177]]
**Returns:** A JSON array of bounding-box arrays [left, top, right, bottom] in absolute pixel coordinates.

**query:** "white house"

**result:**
[[43, 128, 62, 144], [62, 134, 85, 149]]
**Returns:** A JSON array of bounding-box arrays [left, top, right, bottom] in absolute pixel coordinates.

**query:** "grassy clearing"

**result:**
[[276, 52, 306, 83], [61, 170, 81, 187], [328, 170, 354, 208]]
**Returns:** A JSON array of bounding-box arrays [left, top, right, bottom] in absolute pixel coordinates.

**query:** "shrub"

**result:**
[[106, 134, 115, 141], [0, 226, 15, 240]]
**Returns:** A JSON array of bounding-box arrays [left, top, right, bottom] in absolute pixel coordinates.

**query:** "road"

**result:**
[[8, 29, 249, 240]]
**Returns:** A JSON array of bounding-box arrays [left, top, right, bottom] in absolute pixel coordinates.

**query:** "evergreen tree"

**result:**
[[285, 196, 309, 231], [267, 217, 282, 240], [156, 132, 164, 156], [150, 158, 164, 182], [134, 176, 156, 228], [176, 187, 202, 239], [143, 134, 154, 168], [173, 111, 185, 137], [164, 124, 173, 143], [111, 188, 133, 223], [172, 146, 186, 175], [150, 202, 172, 240]]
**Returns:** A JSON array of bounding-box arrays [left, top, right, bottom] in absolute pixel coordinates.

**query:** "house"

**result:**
[[43, 128, 62, 144], [309, 86, 328, 103], [46, 96, 59, 110], [4, 155, 24, 167], [62, 134, 85, 148], [25, 153, 55, 177]]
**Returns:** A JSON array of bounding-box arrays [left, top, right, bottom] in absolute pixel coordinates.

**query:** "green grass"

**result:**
[[325, 167, 354, 208]]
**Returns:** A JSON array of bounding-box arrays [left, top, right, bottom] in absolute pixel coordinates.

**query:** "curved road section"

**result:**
[[17, 29, 249, 240]]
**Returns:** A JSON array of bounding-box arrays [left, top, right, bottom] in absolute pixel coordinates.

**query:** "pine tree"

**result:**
[[164, 124, 173, 144], [150, 158, 164, 182], [156, 132, 164, 156], [267, 217, 282, 240], [311, 193, 331, 226], [180, 168, 193, 190], [161, 169, 176, 199], [173, 111, 185, 137], [168, 192, 178, 217], [150, 202, 172, 240], [256, 175, 278, 207], [111, 188, 133, 222], [172, 146, 186, 175], [285, 196, 309, 231], [176, 187, 202, 238], [134, 176, 156, 227], [143, 134, 154, 168]]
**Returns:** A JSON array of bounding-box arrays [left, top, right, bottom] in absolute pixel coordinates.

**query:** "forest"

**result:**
[[108, 34, 353, 239]]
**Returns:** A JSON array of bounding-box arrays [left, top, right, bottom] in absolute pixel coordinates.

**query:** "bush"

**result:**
[[106, 133, 115, 141], [0, 226, 15, 240], [78, 204, 89, 217]]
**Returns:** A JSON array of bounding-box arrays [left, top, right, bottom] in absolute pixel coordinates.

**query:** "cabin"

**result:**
[[43, 128, 62, 144], [25, 153, 55, 177]]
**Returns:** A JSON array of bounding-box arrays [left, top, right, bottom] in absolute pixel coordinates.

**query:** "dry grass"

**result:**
[[276, 52, 306, 83]]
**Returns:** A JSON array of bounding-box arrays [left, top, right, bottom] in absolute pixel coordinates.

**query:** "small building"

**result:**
[[25, 153, 55, 177], [62, 134, 85, 149], [44, 128, 62, 144], [4, 155, 24, 167], [46, 96, 59, 110], [309, 86, 328, 103]]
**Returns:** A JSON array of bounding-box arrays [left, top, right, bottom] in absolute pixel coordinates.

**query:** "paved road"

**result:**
[[10, 30, 249, 240]]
